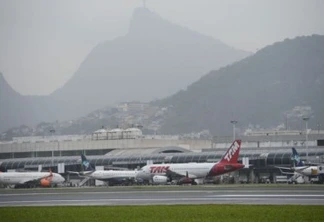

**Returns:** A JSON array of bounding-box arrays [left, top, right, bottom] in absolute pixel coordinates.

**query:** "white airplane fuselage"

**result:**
[[0, 172, 65, 185], [293, 166, 321, 176], [87, 170, 138, 181], [136, 140, 244, 183], [137, 163, 215, 180]]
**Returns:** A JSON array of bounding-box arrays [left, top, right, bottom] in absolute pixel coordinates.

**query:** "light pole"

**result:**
[[50, 129, 55, 166], [230, 120, 238, 141], [302, 117, 309, 163], [317, 123, 321, 134]]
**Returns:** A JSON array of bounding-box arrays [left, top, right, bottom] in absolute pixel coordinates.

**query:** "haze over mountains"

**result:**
[[0, 8, 249, 133], [51, 8, 249, 116], [156, 35, 324, 135], [0, 73, 58, 132], [2, 34, 324, 139]]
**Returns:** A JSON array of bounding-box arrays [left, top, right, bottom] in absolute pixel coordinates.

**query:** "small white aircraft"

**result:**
[[68, 154, 138, 186], [276, 147, 323, 177], [136, 140, 244, 185], [0, 170, 65, 188]]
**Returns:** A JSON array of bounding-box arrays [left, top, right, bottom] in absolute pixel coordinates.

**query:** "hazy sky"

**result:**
[[1, 0, 323, 95]]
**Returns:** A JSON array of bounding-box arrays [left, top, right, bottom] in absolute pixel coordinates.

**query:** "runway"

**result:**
[[0, 185, 324, 207]]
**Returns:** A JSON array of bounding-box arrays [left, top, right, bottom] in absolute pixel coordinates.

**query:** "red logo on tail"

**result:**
[[221, 140, 241, 163]]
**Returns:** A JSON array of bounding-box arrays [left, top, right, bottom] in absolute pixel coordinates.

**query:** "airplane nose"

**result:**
[[59, 175, 65, 182], [135, 171, 144, 179]]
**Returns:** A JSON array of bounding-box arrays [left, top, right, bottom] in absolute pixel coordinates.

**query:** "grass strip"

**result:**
[[1, 205, 323, 222]]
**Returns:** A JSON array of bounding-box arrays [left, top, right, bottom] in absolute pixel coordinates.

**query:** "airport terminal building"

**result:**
[[1, 129, 324, 184]]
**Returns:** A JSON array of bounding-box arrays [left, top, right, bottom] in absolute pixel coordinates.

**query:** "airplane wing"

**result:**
[[275, 166, 292, 171], [104, 166, 130, 170], [98, 177, 135, 182], [166, 170, 197, 180], [274, 166, 295, 175], [67, 171, 81, 176], [67, 171, 93, 176]]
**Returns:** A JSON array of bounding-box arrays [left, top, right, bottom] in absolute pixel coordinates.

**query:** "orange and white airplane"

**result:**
[[136, 140, 244, 185], [0, 170, 65, 188]]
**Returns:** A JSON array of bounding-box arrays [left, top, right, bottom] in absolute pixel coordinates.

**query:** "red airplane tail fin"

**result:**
[[219, 140, 241, 164]]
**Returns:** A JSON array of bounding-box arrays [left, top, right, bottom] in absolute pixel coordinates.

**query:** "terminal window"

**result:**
[[318, 140, 324, 146]]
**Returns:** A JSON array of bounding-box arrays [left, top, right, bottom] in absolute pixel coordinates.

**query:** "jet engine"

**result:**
[[40, 178, 51, 187], [152, 175, 168, 185]]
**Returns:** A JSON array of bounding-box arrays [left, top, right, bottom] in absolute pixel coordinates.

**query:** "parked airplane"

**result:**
[[276, 147, 323, 177], [0, 170, 65, 188], [69, 154, 138, 186], [136, 140, 244, 185]]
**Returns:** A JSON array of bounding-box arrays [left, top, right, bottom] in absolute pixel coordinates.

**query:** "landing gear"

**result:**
[[191, 180, 197, 185]]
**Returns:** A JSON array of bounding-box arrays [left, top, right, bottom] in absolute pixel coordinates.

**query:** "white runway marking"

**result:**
[[1, 195, 323, 203], [1, 187, 324, 206], [1, 197, 323, 206], [1, 192, 324, 197], [218, 194, 324, 197], [0, 190, 205, 196], [0, 197, 321, 204]]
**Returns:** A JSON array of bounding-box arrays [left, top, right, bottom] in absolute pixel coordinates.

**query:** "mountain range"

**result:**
[[156, 34, 324, 135], [0, 8, 249, 133], [1, 35, 323, 138]]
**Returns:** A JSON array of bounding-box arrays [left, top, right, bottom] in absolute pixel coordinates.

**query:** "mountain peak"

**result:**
[[1, 8, 250, 132], [128, 7, 168, 37], [50, 7, 250, 120], [127, 7, 227, 46], [132, 7, 159, 20]]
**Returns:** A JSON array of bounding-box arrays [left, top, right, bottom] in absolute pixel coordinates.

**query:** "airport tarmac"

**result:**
[[0, 185, 324, 207]]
